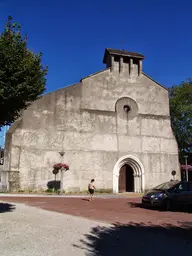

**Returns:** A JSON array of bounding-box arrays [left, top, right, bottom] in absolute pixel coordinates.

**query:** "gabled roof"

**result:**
[[103, 48, 145, 63], [142, 72, 168, 91]]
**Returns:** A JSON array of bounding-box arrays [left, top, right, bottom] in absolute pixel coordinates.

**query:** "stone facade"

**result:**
[[1, 48, 180, 192]]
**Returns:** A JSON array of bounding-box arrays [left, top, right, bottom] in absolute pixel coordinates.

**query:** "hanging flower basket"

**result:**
[[180, 164, 192, 172], [53, 163, 69, 171]]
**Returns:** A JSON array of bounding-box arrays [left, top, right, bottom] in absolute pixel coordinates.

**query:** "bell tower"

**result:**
[[103, 48, 144, 77]]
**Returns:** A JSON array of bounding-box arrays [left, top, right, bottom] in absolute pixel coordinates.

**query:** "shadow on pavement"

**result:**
[[0, 203, 15, 213], [128, 201, 192, 213], [75, 222, 192, 256]]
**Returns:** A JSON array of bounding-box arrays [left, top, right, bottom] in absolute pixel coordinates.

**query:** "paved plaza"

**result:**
[[0, 195, 192, 256]]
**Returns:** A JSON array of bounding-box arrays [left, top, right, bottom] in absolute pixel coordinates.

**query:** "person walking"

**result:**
[[88, 179, 96, 201]]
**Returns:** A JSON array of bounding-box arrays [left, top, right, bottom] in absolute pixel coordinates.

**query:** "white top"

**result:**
[[88, 182, 95, 189]]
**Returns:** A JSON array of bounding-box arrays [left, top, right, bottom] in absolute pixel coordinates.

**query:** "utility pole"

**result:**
[[59, 151, 65, 192]]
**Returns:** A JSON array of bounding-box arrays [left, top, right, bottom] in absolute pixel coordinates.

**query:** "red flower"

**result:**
[[53, 163, 69, 170], [180, 164, 192, 171]]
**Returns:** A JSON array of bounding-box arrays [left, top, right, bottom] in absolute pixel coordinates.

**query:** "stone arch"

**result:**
[[113, 155, 145, 193]]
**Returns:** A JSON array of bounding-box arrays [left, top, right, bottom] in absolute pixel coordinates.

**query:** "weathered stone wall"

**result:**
[[3, 60, 180, 192]]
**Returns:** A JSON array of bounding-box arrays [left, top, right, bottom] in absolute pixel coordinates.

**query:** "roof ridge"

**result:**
[[103, 48, 144, 64]]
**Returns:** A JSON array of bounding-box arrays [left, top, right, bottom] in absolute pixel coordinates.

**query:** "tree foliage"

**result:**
[[0, 16, 47, 127], [169, 78, 192, 163]]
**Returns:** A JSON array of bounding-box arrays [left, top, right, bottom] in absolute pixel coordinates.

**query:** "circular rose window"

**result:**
[[115, 97, 138, 120]]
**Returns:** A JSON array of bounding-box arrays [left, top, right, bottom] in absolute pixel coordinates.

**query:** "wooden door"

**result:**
[[119, 165, 126, 192]]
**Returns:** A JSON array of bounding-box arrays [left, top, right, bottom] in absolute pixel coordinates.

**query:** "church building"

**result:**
[[1, 48, 180, 193]]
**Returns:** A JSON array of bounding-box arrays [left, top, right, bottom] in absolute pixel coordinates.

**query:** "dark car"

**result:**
[[142, 180, 192, 210]]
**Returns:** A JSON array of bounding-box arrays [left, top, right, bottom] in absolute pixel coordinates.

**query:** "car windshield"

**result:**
[[153, 181, 179, 190]]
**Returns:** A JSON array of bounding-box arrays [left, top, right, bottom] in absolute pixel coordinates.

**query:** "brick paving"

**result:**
[[0, 196, 192, 227]]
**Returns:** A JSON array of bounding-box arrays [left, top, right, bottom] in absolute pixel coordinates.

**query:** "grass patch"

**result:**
[[95, 189, 113, 194], [2, 188, 114, 195], [65, 188, 113, 195]]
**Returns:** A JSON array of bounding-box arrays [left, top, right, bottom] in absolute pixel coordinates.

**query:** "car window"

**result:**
[[178, 184, 184, 190], [154, 181, 179, 190], [175, 183, 188, 191]]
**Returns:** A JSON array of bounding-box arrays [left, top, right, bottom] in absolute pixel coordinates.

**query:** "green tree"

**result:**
[[0, 16, 47, 127], [169, 78, 192, 164]]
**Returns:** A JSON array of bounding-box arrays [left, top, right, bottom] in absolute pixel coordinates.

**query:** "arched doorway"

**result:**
[[113, 155, 145, 193], [119, 164, 134, 192]]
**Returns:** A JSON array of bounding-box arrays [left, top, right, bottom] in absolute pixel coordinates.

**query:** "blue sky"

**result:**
[[1, 0, 192, 93], [0, 0, 192, 145]]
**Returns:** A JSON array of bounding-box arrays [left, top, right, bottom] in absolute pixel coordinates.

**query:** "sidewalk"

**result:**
[[0, 192, 143, 198]]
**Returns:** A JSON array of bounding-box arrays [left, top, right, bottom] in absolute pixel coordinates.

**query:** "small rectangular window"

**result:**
[[114, 56, 120, 62], [133, 59, 138, 65], [176, 182, 188, 191], [123, 57, 129, 63]]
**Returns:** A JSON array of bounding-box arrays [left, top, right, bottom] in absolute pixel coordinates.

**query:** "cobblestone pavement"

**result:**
[[0, 196, 192, 225]]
